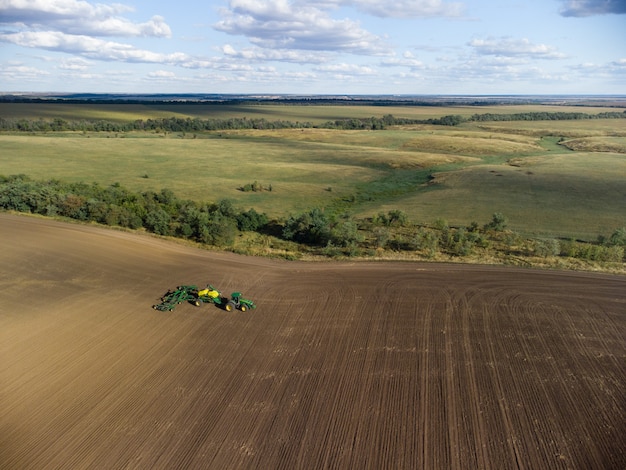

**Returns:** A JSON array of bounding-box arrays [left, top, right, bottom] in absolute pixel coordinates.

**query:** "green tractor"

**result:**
[[224, 292, 256, 312], [153, 285, 256, 313]]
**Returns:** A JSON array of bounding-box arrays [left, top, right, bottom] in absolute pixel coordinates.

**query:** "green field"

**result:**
[[1, 101, 625, 241]]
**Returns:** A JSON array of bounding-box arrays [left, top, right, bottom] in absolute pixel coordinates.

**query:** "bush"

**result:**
[[414, 228, 439, 257], [532, 238, 560, 258], [609, 227, 626, 246], [330, 220, 362, 247], [372, 226, 390, 248], [236, 208, 268, 231], [484, 212, 507, 231], [282, 208, 331, 245]]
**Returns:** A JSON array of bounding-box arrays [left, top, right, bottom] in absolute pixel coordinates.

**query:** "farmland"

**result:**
[[1, 97, 625, 266], [1, 213, 624, 469], [1, 97, 625, 468]]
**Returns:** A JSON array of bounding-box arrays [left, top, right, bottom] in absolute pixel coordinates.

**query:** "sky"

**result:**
[[0, 0, 625, 95]]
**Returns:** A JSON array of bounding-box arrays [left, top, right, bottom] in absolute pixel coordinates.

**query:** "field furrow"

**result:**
[[1, 213, 624, 469]]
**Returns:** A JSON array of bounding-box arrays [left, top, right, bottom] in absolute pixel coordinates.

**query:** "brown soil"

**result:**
[[1, 213, 624, 469]]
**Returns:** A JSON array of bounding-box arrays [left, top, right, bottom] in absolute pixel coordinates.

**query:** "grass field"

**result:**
[[1, 101, 625, 241], [361, 152, 626, 239]]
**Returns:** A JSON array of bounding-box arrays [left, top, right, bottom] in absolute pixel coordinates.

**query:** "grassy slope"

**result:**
[[365, 153, 626, 239], [353, 126, 626, 239], [0, 133, 386, 217]]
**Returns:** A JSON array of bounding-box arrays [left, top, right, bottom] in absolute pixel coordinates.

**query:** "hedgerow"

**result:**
[[1, 174, 623, 264]]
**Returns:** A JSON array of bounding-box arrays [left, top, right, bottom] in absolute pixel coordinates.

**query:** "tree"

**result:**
[[283, 208, 331, 245], [236, 208, 268, 231], [387, 209, 408, 227], [215, 199, 237, 218], [144, 207, 171, 235], [484, 212, 507, 231], [330, 220, 361, 247], [609, 227, 626, 246], [200, 213, 236, 246]]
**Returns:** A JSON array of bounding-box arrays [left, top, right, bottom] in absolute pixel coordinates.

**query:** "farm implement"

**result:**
[[153, 284, 256, 312]]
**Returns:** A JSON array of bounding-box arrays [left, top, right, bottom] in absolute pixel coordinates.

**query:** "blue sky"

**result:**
[[1, 0, 625, 94]]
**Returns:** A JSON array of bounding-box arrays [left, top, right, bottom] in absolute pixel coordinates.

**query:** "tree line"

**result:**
[[1, 110, 624, 133], [0, 175, 267, 246], [1, 175, 624, 264]]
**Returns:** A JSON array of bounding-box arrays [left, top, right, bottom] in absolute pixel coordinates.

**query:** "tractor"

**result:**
[[224, 292, 256, 312], [153, 284, 256, 312]]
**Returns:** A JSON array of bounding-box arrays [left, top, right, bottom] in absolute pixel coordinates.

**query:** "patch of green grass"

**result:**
[[359, 153, 626, 240], [560, 136, 626, 153], [467, 118, 626, 138], [0, 133, 385, 217]]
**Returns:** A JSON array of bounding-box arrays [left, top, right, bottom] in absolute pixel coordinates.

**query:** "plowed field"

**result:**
[[1, 213, 624, 469]]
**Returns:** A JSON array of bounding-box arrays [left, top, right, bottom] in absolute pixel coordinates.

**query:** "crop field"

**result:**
[[1, 213, 624, 469], [1, 101, 625, 240]]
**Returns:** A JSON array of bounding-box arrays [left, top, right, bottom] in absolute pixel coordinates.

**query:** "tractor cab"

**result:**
[[225, 292, 256, 312]]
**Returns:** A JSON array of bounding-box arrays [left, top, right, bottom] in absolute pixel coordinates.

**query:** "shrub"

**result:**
[[609, 227, 626, 246], [433, 218, 449, 231], [372, 226, 390, 248], [330, 220, 362, 247], [532, 238, 560, 258], [484, 212, 507, 231], [236, 208, 268, 231], [282, 208, 331, 245]]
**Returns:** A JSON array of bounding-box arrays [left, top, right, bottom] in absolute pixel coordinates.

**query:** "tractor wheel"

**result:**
[[240, 305, 247, 312], [194, 300, 201, 307], [225, 301, 235, 312]]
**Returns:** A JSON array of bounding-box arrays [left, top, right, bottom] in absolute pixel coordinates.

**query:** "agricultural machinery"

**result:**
[[225, 292, 257, 312], [152, 284, 256, 312], [152, 284, 223, 311]]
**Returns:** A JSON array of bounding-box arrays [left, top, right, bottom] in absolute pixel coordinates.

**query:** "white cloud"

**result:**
[[0, 0, 171, 37], [469, 37, 566, 59], [0, 63, 50, 82], [381, 51, 425, 68], [315, 63, 376, 75], [572, 58, 626, 76], [147, 70, 176, 78], [0, 30, 194, 64], [298, 0, 464, 18], [559, 0, 626, 17], [214, 0, 390, 55], [57, 57, 91, 70], [222, 44, 330, 64], [345, 0, 464, 18]]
